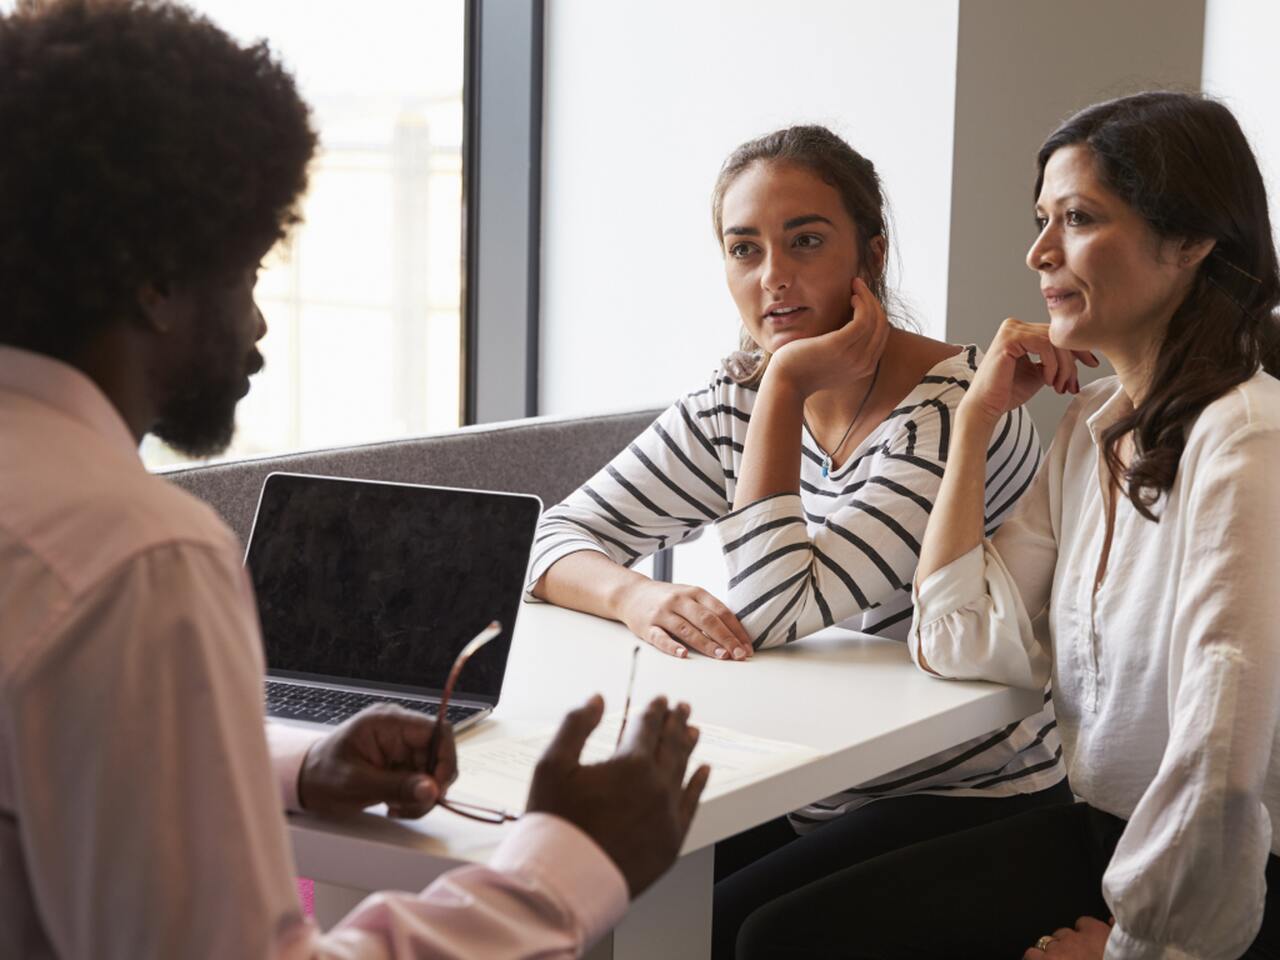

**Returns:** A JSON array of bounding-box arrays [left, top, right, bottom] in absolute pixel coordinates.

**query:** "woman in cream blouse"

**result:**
[[736, 92, 1280, 960]]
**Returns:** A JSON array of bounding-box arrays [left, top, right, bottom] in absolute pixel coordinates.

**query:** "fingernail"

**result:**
[[714, 648, 727, 659], [676, 647, 688, 658], [732, 648, 745, 660], [414, 778, 438, 804]]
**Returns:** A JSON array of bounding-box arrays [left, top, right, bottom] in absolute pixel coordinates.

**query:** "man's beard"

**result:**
[[151, 369, 242, 458], [152, 328, 261, 458]]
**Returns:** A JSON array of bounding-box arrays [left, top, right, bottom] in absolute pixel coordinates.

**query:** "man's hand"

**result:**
[[298, 705, 458, 819], [526, 694, 711, 898]]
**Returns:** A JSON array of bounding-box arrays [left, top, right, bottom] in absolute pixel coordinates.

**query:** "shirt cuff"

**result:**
[[1103, 923, 1198, 960], [489, 812, 629, 948], [523, 542, 610, 601], [714, 492, 801, 548], [912, 542, 986, 624], [265, 722, 324, 813]]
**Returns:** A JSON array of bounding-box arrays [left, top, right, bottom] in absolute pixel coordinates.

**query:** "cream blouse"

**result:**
[[910, 372, 1280, 960]]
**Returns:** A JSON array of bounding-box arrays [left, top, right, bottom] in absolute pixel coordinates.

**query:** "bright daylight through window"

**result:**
[[140, 0, 466, 467]]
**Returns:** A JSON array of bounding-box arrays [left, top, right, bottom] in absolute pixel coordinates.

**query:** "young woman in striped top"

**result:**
[[529, 126, 1073, 957]]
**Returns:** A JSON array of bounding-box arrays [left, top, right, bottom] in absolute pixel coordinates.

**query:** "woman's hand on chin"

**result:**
[[960, 318, 1100, 427], [769, 277, 890, 397]]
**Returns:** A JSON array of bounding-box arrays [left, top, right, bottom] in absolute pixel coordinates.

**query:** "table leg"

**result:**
[[312, 880, 368, 928], [586, 845, 713, 960]]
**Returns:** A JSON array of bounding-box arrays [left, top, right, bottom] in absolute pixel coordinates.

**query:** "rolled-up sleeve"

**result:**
[[526, 390, 731, 596], [908, 430, 1061, 689], [908, 542, 1049, 689], [715, 406, 951, 649], [716, 397, 1041, 650]]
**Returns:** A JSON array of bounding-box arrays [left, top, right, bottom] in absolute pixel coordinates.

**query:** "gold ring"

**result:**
[[1036, 935, 1055, 951]]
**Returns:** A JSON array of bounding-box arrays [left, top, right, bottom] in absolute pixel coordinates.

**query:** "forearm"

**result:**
[[916, 404, 998, 584], [535, 520, 753, 660], [533, 550, 652, 623], [733, 370, 805, 510], [312, 814, 627, 960]]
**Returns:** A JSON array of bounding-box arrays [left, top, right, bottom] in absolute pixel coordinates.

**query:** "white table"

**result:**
[[287, 603, 1043, 958]]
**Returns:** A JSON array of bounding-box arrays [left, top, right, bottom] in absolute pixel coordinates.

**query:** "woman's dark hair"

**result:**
[[1036, 92, 1280, 521], [0, 0, 317, 361], [711, 125, 896, 386]]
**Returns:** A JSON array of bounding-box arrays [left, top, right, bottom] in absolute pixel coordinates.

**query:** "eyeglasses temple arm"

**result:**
[[426, 620, 503, 774]]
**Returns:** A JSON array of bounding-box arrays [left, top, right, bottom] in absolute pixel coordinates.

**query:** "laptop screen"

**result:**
[[246, 473, 541, 704]]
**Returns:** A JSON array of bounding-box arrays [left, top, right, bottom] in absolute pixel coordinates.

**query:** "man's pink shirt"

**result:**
[[0, 345, 626, 959]]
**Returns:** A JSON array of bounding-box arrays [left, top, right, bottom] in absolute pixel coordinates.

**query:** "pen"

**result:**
[[615, 643, 641, 749]]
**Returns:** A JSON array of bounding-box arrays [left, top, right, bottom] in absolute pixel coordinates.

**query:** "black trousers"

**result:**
[[735, 801, 1280, 959], [713, 779, 1075, 960]]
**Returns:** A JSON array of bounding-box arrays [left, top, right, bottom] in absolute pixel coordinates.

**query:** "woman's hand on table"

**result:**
[[1023, 916, 1113, 960], [961, 318, 1099, 428], [526, 694, 711, 899], [768, 277, 890, 398], [616, 578, 754, 660]]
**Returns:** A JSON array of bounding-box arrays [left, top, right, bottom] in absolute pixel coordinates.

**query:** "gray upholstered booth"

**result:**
[[160, 409, 665, 565]]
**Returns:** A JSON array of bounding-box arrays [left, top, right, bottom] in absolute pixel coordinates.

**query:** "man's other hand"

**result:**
[[526, 694, 711, 898], [298, 705, 458, 818]]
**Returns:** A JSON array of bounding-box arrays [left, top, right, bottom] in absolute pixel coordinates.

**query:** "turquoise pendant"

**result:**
[[821, 455, 831, 478]]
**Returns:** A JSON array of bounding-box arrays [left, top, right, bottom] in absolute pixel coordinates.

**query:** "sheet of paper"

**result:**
[[447, 713, 819, 815]]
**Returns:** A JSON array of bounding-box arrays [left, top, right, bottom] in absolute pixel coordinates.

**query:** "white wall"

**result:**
[[945, 0, 1205, 439], [538, 1, 1242, 590], [1202, 0, 1280, 255], [539, 0, 960, 416]]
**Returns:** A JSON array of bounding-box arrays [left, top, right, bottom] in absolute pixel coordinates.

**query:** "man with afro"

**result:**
[[0, 2, 708, 957]]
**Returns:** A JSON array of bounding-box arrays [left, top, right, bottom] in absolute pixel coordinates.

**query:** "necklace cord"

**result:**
[[804, 359, 883, 476]]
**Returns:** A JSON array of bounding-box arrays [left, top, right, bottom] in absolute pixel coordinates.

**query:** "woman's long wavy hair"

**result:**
[[710, 125, 899, 387], [1037, 92, 1280, 521]]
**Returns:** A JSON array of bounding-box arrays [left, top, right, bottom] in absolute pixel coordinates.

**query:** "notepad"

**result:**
[[447, 713, 819, 815]]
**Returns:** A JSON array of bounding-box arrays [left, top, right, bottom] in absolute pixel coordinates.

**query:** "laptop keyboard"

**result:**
[[265, 680, 482, 726]]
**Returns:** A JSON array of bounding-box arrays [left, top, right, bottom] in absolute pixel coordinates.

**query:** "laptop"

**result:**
[[245, 472, 542, 730]]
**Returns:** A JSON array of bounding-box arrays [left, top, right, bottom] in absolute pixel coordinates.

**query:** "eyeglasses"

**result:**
[[426, 621, 519, 824], [428, 632, 644, 825]]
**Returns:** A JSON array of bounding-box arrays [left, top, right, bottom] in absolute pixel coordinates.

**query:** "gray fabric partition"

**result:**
[[160, 408, 662, 547]]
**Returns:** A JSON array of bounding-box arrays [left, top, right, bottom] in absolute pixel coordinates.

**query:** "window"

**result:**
[[141, 0, 467, 468]]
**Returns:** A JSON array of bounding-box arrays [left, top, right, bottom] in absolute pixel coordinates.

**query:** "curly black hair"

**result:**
[[0, 0, 316, 360]]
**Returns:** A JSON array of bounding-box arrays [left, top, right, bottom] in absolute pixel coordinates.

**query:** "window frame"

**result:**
[[462, 0, 545, 424]]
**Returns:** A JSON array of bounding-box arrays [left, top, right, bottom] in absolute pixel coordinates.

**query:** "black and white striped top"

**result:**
[[530, 347, 1065, 818]]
